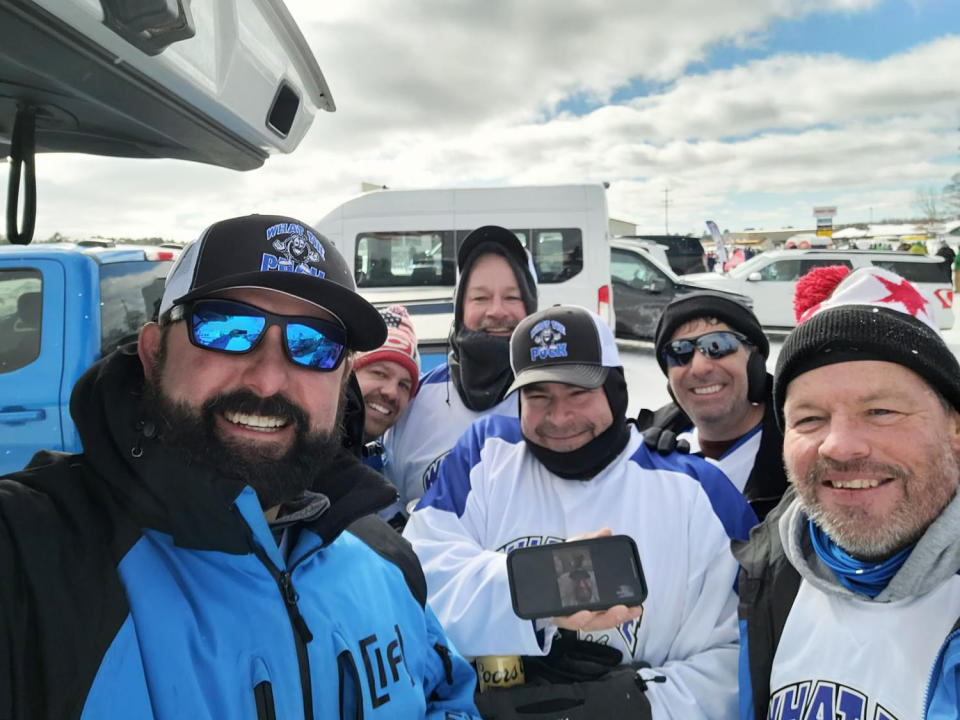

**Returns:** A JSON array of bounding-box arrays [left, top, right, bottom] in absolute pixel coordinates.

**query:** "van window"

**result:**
[[355, 231, 456, 287], [0, 269, 43, 374], [455, 227, 583, 284], [872, 259, 946, 284], [532, 229, 583, 282], [99, 261, 170, 356]]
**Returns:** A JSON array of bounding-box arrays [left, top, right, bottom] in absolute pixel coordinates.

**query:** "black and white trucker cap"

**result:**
[[506, 305, 621, 394], [158, 214, 386, 351]]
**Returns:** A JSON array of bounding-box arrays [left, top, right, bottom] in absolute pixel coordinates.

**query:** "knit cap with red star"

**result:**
[[774, 265, 960, 428]]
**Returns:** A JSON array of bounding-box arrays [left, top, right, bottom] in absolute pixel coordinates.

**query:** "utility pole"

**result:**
[[663, 188, 671, 235]]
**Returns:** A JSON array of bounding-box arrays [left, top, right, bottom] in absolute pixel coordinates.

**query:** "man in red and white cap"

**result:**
[[737, 265, 960, 718], [353, 304, 420, 446]]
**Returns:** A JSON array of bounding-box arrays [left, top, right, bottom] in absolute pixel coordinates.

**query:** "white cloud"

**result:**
[[3, 1, 956, 242]]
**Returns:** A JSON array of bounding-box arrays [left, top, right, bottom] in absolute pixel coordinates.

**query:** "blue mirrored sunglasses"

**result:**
[[661, 330, 748, 368], [168, 298, 347, 371]]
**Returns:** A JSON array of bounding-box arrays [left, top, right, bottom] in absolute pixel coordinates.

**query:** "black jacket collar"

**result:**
[[69, 345, 396, 553]]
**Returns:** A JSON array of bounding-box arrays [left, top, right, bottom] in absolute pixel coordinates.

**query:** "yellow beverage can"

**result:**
[[475, 655, 525, 692]]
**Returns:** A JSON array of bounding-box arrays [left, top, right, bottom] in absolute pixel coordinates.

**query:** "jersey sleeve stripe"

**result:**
[[629, 443, 758, 541]]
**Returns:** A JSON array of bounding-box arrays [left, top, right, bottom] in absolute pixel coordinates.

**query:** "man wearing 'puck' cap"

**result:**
[[0, 214, 481, 718], [405, 304, 754, 718], [383, 225, 538, 522]]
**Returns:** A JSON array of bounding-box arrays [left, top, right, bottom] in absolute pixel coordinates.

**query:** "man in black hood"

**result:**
[[382, 225, 537, 519], [639, 291, 786, 520]]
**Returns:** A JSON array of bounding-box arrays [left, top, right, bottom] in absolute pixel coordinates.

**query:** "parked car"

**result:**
[[681, 249, 954, 330], [0, 244, 174, 474], [617, 235, 707, 275], [610, 238, 752, 339]]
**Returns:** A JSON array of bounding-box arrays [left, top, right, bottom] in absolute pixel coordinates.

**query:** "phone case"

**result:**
[[506, 535, 647, 620]]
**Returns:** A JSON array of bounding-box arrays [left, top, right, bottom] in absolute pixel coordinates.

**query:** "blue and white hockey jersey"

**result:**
[[404, 415, 758, 720], [382, 364, 518, 512]]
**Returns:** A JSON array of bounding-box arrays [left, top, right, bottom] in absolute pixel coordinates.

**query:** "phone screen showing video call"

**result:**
[[508, 536, 647, 620]]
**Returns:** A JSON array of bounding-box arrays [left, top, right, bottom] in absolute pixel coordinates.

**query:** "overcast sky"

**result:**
[[4, 0, 959, 242]]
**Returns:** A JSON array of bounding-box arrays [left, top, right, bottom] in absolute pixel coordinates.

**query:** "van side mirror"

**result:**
[[747, 272, 762, 282]]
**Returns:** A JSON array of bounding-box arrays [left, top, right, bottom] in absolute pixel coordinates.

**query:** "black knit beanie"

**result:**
[[773, 269, 960, 430], [453, 226, 538, 330], [654, 291, 767, 374]]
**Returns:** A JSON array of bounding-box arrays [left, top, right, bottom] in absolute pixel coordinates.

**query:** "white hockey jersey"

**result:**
[[404, 415, 758, 720], [769, 578, 960, 720], [680, 422, 763, 493], [382, 363, 518, 510]]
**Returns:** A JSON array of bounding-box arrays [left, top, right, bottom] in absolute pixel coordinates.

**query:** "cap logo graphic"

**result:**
[[529, 319, 567, 361], [260, 222, 326, 277]]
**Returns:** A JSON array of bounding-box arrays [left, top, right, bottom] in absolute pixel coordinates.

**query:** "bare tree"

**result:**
[[944, 173, 960, 217], [914, 186, 944, 228]]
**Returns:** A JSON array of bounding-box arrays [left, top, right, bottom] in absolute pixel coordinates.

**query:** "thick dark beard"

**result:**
[[141, 379, 346, 510]]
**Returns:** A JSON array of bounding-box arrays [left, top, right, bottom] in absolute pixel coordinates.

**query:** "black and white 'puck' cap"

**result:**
[[159, 214, 386, 351], [506, 305, 620, 395]]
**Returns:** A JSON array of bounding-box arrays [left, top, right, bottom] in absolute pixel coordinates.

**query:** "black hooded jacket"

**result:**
[[0, 345, 433, 720], [636, 379, 787, 520]]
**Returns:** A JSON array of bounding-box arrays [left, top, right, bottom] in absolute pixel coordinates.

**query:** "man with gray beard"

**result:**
[[735, 266, 960, 720]]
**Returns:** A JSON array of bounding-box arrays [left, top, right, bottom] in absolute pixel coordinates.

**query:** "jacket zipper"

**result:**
[[433, 643, 454, 685], [337, 649, 365, 720], [922, 627, 960, 718], [254, 680, 277, 720], [237, 508, 316, 720]]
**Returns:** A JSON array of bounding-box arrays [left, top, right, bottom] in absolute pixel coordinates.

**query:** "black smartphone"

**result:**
[[506, 535, 647, 620]]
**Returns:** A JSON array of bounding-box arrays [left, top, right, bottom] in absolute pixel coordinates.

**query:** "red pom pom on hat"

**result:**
[[793, 265, 851, 323]]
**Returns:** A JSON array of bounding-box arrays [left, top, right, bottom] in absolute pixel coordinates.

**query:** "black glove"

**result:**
[[642, 426, 690, 455]]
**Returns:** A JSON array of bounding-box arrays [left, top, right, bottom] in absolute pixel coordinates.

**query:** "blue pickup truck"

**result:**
[[0, 244, 174, 474]]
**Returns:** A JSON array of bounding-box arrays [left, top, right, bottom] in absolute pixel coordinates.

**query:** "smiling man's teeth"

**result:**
[[369, 402, 393, 416], [692, 384, 723, 395], [829, 478, 883, 489], [224, 411, 286, 431]]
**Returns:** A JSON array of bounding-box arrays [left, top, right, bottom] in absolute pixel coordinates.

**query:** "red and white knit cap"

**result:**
[[775, 265, 960, 428], [353, 304, 421, 394], [794, 265, 938, 332]]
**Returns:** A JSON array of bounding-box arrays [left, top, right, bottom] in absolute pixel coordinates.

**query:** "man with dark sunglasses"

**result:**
[[641, 291, 787, 519], [0, 214, 480, 719]]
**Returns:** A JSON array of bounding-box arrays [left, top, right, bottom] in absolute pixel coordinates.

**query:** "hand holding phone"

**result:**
[[506, 530, 647, 622]]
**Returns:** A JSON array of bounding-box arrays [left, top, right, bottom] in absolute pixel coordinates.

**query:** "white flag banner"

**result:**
[[706, 220, 728, 265]]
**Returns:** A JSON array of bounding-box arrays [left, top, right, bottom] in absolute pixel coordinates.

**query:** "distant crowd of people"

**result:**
[[2, 214, 959, 719]]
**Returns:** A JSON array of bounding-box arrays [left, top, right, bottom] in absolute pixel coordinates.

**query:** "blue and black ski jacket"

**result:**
[[0, 346, 479, 720]]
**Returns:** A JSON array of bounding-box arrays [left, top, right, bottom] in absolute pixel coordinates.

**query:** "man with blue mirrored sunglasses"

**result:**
[[637, 291, 788, 521], [0, 214, 481, 719]]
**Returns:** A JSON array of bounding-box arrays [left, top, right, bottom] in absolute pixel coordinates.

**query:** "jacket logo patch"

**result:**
[[359, 625, 414, 708], [422, 451, 451, 492], [496, 535, 565, 553], [768, 680, 893, 720], [529, 319, 567, 361], [260, 222, 326, 277]]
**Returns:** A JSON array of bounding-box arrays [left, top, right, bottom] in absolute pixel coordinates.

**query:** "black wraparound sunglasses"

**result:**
[[168, 298, 348, 371], [661, 330, 749, 368]]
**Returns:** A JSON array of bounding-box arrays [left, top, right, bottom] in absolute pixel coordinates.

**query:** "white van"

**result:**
[[315, 184, 615, 367]]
